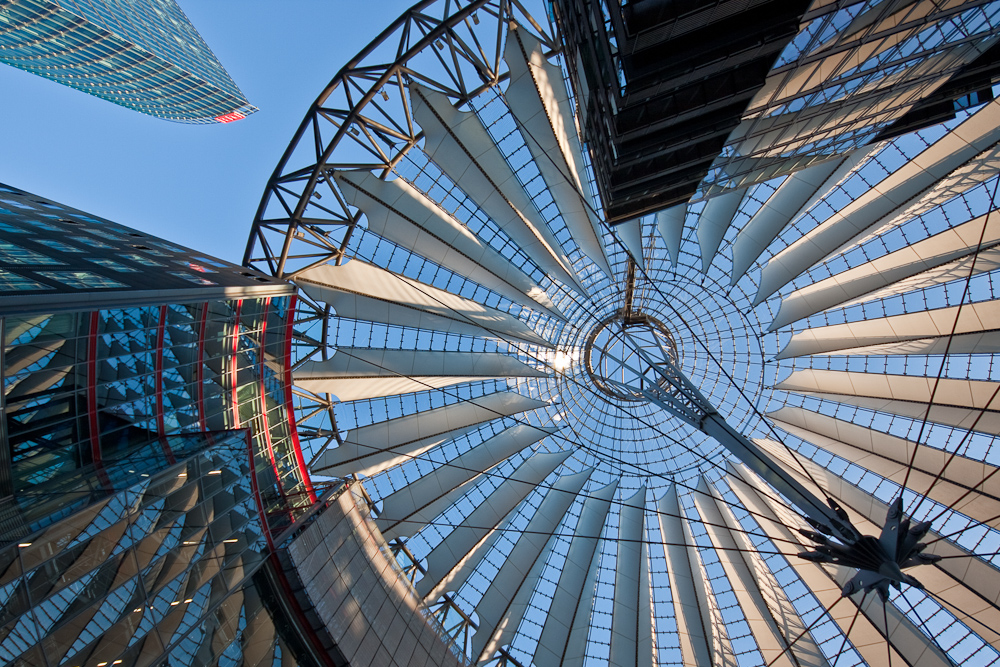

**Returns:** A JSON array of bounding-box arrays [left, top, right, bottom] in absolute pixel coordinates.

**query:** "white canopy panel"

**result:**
[[335, 169, 563, 317], [294, 349, 549, 402], [758, 99, 1000, 305], [503, 26, 612, 278], [410, 83, 586, 295], [375, 422, 557, 540], [776, 369, 1000, 435], [416, 449, 572, 600], [296, 260, 551, 347], [313, 391, 548, 477]]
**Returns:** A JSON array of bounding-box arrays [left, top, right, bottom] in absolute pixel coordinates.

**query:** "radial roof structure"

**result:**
[[244, 1, 1000, 665]]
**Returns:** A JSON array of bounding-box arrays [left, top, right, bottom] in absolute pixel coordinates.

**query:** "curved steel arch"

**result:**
[[243, 0, 549, 278]]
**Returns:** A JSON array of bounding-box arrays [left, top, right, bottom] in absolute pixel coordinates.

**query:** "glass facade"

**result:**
[[2, 297, 314, 537], [0, 183, 285, 300], [0, 183, 322, 666], [0, 0, 256, 124], [0, 430, 297, 667], [0, 295, 322, 665]]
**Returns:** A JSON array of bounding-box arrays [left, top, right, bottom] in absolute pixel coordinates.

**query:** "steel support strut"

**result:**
[[599, 326, 938, 597], [597, 328, 858, 542]]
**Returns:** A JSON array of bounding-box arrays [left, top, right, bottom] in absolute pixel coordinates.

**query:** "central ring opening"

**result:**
[[583, 312, 678, 402]]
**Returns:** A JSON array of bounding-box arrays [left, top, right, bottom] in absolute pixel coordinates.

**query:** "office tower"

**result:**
[[245, 1, 1000, 665], [553, 0, 1000, 220], [0, 0, 256, 123], [0, 181, 476, 667], [0, 180, 311, 666], [0, 182, 308, 666]]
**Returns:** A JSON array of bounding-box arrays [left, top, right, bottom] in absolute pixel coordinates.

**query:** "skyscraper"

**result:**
[[245, 1, 1000, 665], [0, 180, 308, 665], [0, 181, 474, 667], [553, 0, 1000, 220], [0, 0, 256, 123]]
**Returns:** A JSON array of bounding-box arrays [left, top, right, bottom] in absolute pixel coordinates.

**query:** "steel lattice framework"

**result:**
[[245, 1, 1000, 666]]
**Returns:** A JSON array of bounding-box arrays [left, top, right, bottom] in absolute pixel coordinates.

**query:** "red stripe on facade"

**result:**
[[154, 305, 176, 464], [246, 429, 274, 550], [154, 304, 167, 434], [258, 298, 287, 502], [283, 295, 317, 502], [196, 302, 208, 431], [230, 300, 243, 428], [86, 311, 111, 488], [86, 311, 101, 464]]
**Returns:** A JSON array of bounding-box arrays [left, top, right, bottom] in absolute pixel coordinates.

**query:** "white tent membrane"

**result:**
[[416, 450, 573, 601], [757, 99, 1000, 306], [608, 487, 653, 667], [776, 299, 1000, 358], [729, 151, 864, 285], [312, 391, 548, 477], [503, 26, 612, 279], [293, 348, 549, 402], [693, 478, 829, 667], [471, 468, 593, 663], [769, 210, 1000, 330], [657, 484, 716, 667], [334, 169, 564, 317], [409, 82, 587, 296], [533, 480, 618, 667], [262, 3, 1000, 665], [296, 260, 551, 347], [375, 422, 558, 540], [768, 406, 1000, 531]]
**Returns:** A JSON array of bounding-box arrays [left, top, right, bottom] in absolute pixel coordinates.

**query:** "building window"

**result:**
[[86, 258, 140, 272], [70, 235, 115, 249], [19, 220, 62, 232], [120, 252, 164, 266], [168, 271, 217, 285], [192, 256, 229, 268], [152, 240, 187, 253], [0, 241, 64, 265], [0, 221, 29, 233], [88, 228, 125, 241], [176, 260, 215, 273], [37, 270, 127, 289], [0, 269, 53, 291], [129, 244, 171, 257], [34, 239, 84, 253]]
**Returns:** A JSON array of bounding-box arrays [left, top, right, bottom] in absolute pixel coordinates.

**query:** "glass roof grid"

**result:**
[[716, 479, 865, 666], [582, 507, 620, 664], [469, 89, 576, 248], [364, 417, 508, 505], [391, 149, 573, 309], [465, 470, 562, 601], [644, 518, 685, 667], [330, 376, 516, 435], [401, 453, 525, 561], [682, 494, 767, 667], [785, 177, 1000, 337], [512, 501, 581, 658]]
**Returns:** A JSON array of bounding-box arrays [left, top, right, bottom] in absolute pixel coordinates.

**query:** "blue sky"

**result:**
[[0, 1, 419, 263]]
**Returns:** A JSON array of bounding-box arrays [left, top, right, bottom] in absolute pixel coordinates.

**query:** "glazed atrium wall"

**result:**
[[0, 183, 312, 666], [0, 182, 475, 667]]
